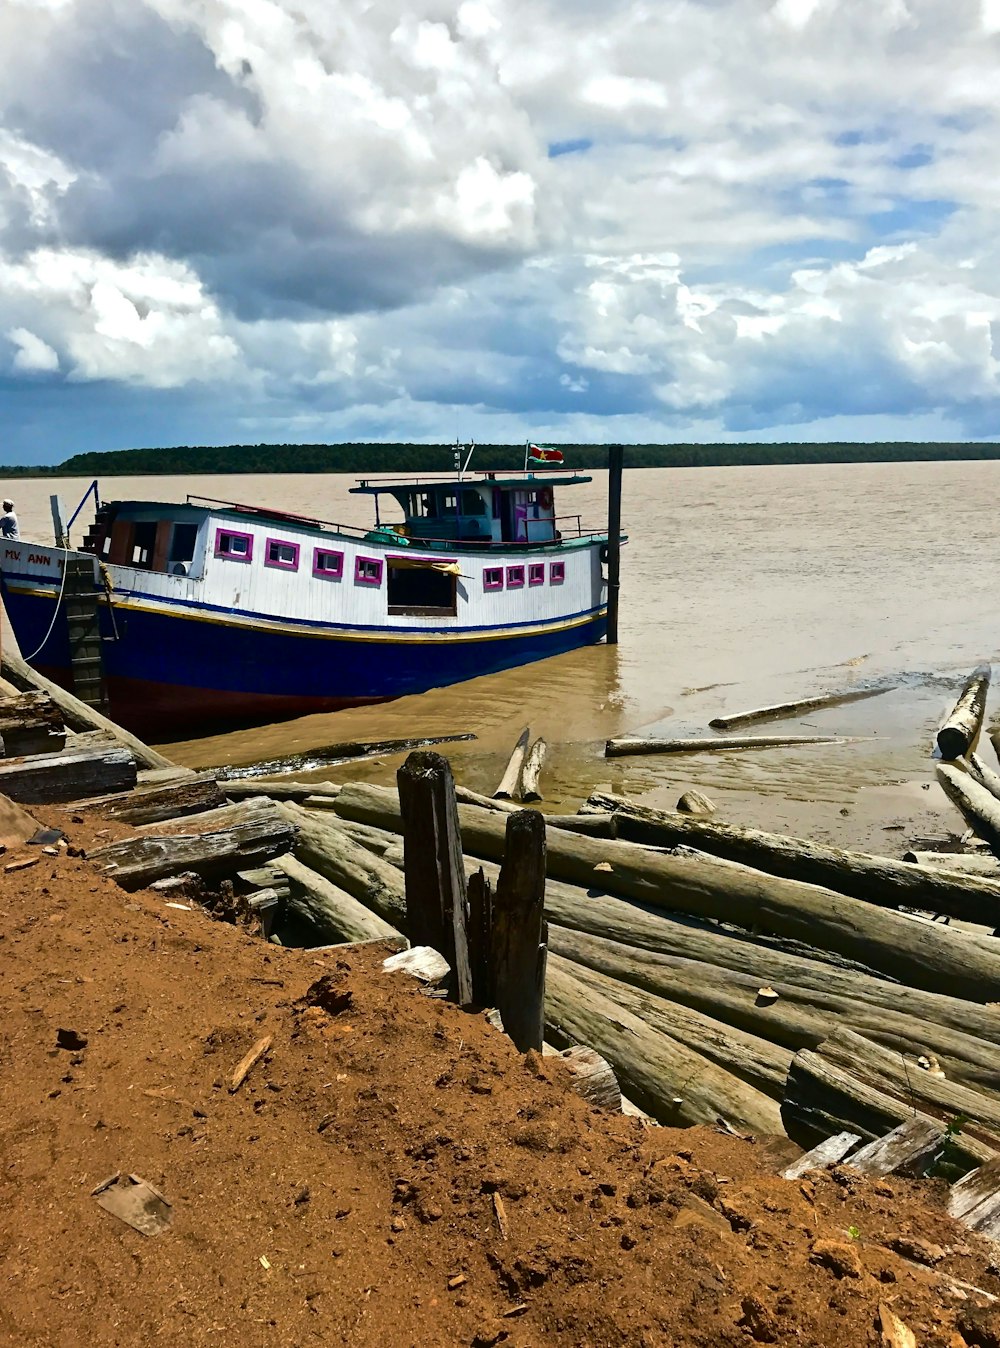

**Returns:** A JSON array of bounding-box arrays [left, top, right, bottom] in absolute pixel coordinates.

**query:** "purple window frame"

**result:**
[[214, 526, 253, 562], [506, 565, 525, 589], [483, 566, 503, 591], [528, 562, 545, 587], [550, 560, 566, 584], [355, 554, 383, 586], [264, 536, 300, 571], [313, 547, 344, 579]]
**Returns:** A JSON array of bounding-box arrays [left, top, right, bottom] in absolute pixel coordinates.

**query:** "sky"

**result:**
[[2, 0, 1000, 463]]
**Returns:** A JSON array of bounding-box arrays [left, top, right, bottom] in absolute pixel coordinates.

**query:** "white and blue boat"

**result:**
[[0, 461, 621, 733]]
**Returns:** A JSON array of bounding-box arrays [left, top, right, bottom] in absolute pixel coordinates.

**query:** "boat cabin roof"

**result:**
[[349, 472, 592, 496]]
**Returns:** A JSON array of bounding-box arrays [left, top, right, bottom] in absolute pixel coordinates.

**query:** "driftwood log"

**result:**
[[587, 792, 1000, 925], [0, 739, 136, 804], [548, 924, 1000, 1091], [223, 779, 342, 803], [1, 648, 174, 770], [968, 753, 1000, 808], [277, 802, 406, 930], [708, 683, 893, 731], [937, 664, 991, 760], [494, 727, 530, 799], [520, 738, 548, 803], [545, 959, 784, 1135], [332, 782, 1000, 1000], [543, 1044, 622, 1111], [937, 763, 1000, 848], [0, 691, 66, 757], [105, 774, 226, 825], [605, 734, 840, 758], [274, 853, 402, 944], [903, 851, 1000, 877], [219, 733, 475, 780], [90, 799, 295, 890]]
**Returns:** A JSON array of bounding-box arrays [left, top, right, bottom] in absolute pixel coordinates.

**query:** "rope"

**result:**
[[22, 552, 71, 662]]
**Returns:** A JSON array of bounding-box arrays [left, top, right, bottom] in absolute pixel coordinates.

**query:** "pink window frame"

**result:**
[[264, 536, 300, 571], [355, 554, 383, 586], [550, 560, 566, 584], [313, 547, 344, 579], [528, 562, 545, 587], [506, 565, 525, 589], [214, 526, 253, 562], [483, 566, 503, 591]]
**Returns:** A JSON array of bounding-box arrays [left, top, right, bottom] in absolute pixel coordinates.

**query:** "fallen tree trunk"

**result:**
[[542, 814, 619, 839], [709, 683, 893, 731], [587, 791, 1000, 926], [0, 740, 136, 804], [494, 727, 530, 799], [552, 954, 793, 1098], [278, 801, 406, 930], [222, 779, 342, 803], [605, 734, 840, 758], [544, 959, 784, 1135], [937, 664, 991, 760], [219, 733, 475, 781], [274, 854, 402, 944], [91, 801, 295, 890], [968, 753, 1000, 808], [937, 763, 1000, 848], [0, 690, 66, 757], [781, 1050, 996, 1170], [548, 924, 1000, 1092], [1, 648, 173, 770], [520, 738, 547, 802], [903, 851, 1000, 877], [333, 782, 1000, 1000]]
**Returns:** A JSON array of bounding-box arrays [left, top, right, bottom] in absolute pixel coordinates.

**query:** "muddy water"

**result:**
[[7, 461, 1000, 849]]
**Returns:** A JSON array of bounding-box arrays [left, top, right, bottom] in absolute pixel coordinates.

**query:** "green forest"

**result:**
[[2, 440, 1000, 477]]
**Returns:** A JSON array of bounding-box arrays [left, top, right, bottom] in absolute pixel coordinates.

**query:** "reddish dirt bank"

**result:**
[[2, 810, 1000, 1347]]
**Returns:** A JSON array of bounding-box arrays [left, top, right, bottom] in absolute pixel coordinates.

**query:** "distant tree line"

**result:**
[[1, 440, 1000, 478]]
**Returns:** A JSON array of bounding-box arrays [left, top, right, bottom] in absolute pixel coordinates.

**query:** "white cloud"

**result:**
[[8, 327, 59, 372]]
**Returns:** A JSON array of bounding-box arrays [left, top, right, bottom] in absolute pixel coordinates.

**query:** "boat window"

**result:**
[[170, 524, 198, 564], [265, 537, 300, 571], [506, 565, 525, 589], [528, 563, 545, 586], [355, 555, 383, 586], [387, 563, 457, 616], [130, 521, 158, 569], [550, 560, 565, 584], [483, 566, 503, 591], [313, 548, 344, 579], [215, 528, 253, 562], [461, 490, 486, 516]]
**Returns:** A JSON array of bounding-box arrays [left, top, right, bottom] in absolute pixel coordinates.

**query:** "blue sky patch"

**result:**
[[547, 137, 593, 158]]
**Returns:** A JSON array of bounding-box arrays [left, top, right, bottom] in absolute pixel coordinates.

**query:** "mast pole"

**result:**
[[606, 444, 624, 645]]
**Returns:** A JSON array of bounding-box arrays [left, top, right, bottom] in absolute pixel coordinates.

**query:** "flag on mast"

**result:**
[[527, 444, 564, 464]]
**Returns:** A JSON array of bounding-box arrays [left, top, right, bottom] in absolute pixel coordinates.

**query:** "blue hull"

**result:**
[[2, 585, 607, 732]]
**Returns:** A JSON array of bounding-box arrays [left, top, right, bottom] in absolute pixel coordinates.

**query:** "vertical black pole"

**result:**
[[606, 444, 623, 645]]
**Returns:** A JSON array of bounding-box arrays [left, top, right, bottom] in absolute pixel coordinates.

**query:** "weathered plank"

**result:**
[[782, 1132, 861, 1180], [0, 741, 136, 804], [0, 691, 66, 757]]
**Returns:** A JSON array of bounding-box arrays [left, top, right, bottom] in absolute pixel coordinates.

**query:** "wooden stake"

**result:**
[[492, 810, 547, 1051], [396, 751, 472, 1004], [467, 867, 493, 1006]]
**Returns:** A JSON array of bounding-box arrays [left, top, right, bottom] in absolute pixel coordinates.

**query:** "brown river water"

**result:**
[[6, 460, 1000, 851]]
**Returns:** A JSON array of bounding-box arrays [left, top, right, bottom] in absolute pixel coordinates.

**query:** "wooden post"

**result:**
[[492, 809, 547, 1051], [396, 750, 473, 1005], [605, 444, 624, 645], [467, 867, 493, 1005]]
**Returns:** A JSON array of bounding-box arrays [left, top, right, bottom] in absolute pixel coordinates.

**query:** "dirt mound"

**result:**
[[1, 809, 998, 1346]]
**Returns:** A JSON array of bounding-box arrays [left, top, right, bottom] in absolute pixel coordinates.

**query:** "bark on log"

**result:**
[[0, 648, 173, 770], [90, 801, 296, 890], [587, 792, 1000, 925], [494, 727, 530, 799], [277, 801, 406, 930], [520, 738, 548, 803], [605, 734, 840, 758], [0, 741, 136, 804], [223, 779, 342, 802], [397, 751, 472, 1005], [0, 691, 66, 757], [781, 1049, 995, 1170], [903, 851, 1000, 877], [218, 733, 475, 781], [137, 797, 261, 834], [544, 958, 784, 1135], [937, 664, 991, 760], [105, 774, 226, 825], [548, 924, 1000, 1092], [709, 683, 894, 731], [937, 763, 1000, 848], [273, 853, 402, 944], [332, 781, 1000, 1000], [816, 1028, 1000, 1152], [492, 810, 547, 1051], [968, 753, 1000, 808], [552, 953, 793, 1098]]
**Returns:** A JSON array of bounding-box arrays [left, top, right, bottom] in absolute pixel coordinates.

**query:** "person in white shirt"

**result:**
[[0, 500, 18, 540]]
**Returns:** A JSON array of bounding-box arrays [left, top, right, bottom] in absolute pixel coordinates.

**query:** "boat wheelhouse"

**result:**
[[0, 467, 621, 734]]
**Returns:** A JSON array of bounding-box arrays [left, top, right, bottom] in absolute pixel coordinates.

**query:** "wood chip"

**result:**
[[878, 1302, 916, 1348], [502, 1304, 529, 1318], [448, 1275, 467, 1290], [756, 986, 779, 1005], [4, 856, 39, 872], [229, 1035, 273, 1092], [492, 1191, 510, 1240]]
